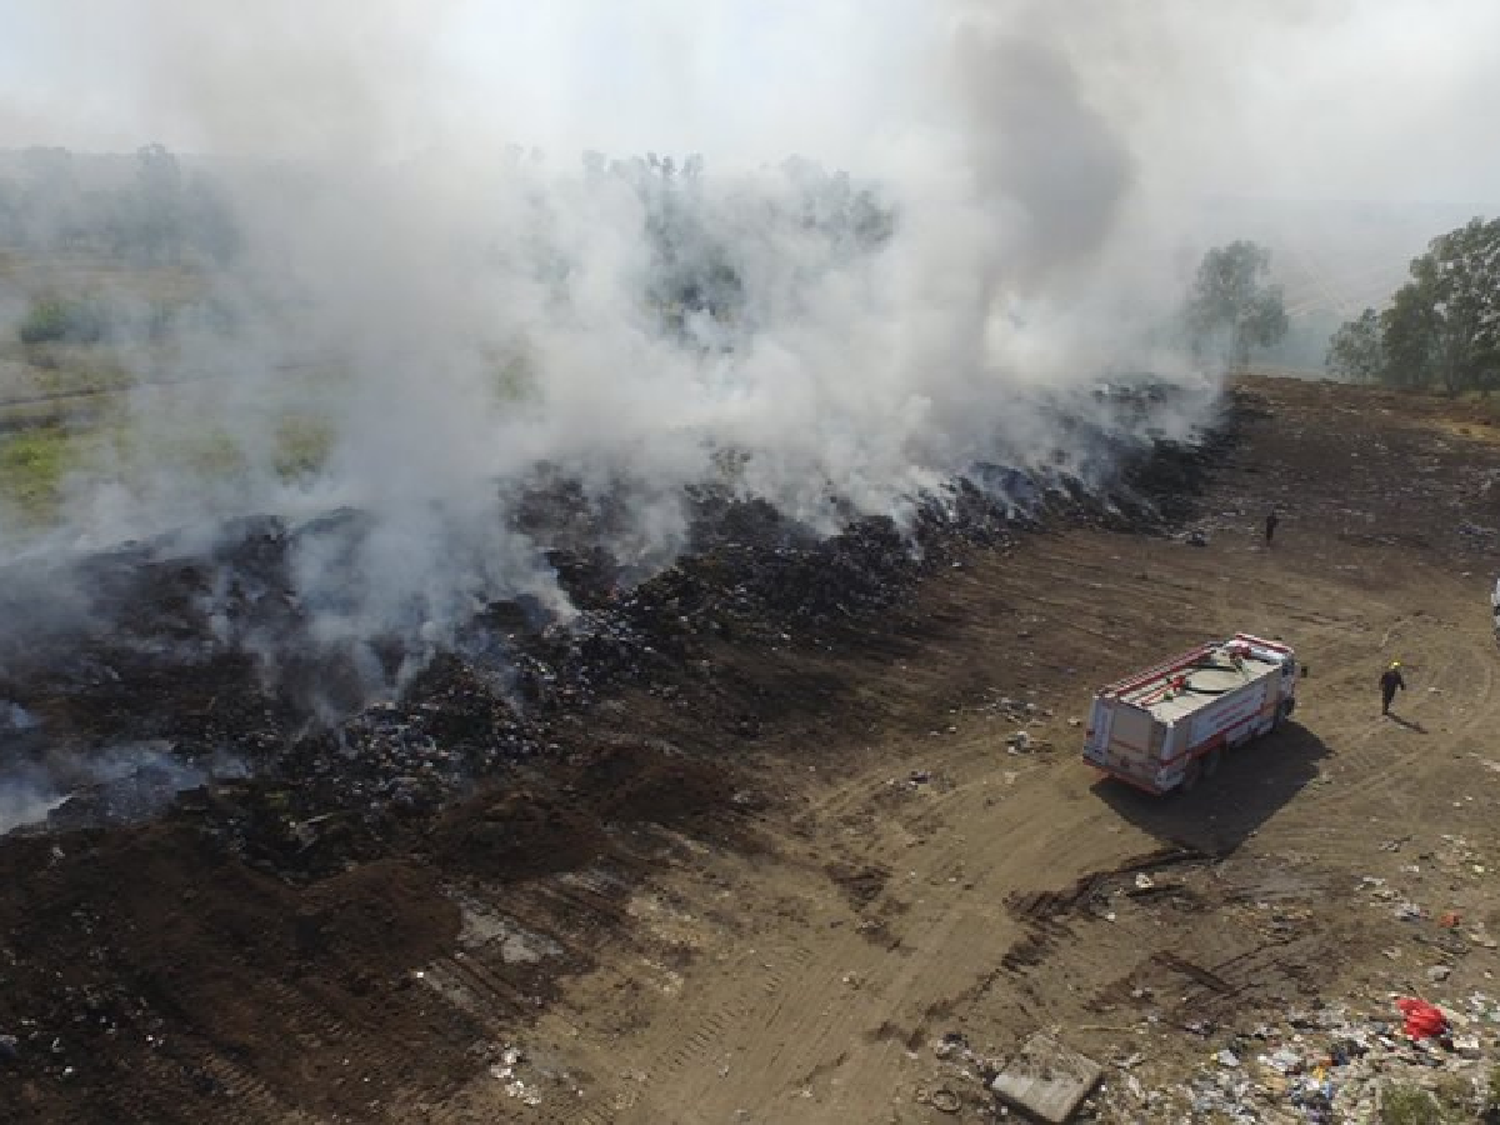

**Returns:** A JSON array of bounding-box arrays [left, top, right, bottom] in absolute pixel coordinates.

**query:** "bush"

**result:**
[[0, 425, 70, 520], [17, 294, 109, 345], [1380, 1076, 1488, 1124]]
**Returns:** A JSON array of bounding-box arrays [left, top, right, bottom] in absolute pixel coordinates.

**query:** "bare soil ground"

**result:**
[[6, 375, 1500, 1123]]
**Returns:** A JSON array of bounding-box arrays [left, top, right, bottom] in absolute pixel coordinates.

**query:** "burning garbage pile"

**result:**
[[0, 380, 1231, 864]]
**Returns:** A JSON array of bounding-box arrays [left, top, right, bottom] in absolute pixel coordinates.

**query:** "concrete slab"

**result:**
[[989, 1033, 1103, 1124]]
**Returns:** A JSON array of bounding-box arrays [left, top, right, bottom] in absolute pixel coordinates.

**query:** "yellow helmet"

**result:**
[[1390, 661, 1401, 669]]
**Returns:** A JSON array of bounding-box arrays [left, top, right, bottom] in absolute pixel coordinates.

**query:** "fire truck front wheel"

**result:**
[[1179, 757, 1203, 793]]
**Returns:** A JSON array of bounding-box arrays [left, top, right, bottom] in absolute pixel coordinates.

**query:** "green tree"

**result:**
[[1370, 217, 1500, 394], [1325, 307, 1385, 382], [1424, 217, 1499, 395], [133, 143, 183, 262], [1379, 278, 1439, 388], [1327, 216, 1500, 393], [1185, 241, 1288, 372]]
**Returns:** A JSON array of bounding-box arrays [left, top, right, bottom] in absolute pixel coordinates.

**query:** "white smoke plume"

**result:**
[[0, 727, 244, 837], [1, 0, 1497, 667]]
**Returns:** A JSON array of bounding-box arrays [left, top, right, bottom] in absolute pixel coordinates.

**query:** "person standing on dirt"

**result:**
[[1380, 661, 1406, 716], [1264, 508, 1280, 546]]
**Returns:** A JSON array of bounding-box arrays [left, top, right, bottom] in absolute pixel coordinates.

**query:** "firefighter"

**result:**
[[1264, 508, 1280, 546], [1380, 660, 1406, 716]]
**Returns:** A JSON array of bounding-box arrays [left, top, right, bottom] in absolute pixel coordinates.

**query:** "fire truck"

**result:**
[[1081, 634, 1297, 794]]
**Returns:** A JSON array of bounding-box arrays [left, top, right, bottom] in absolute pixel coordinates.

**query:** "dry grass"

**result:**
[[1380, 1076, 1489, 1124]]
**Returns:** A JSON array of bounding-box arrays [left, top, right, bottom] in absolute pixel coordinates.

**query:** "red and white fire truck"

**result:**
[[1081, 633, 1297, 794]]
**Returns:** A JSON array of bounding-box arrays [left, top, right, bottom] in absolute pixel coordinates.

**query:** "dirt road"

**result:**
[[7, 376, 1500, 1123]]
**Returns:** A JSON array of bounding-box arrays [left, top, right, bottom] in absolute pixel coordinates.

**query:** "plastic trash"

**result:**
[[1393, 997, 1447, 1040]]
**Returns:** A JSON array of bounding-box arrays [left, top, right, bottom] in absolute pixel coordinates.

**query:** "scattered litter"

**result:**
[[489, 1043, 543, 1106], [1261, 1047, 1303, 1074], [933, 1031, 968, 1060], [928, 1087, 961, 1113], [1161, 995, 1497, 1122]]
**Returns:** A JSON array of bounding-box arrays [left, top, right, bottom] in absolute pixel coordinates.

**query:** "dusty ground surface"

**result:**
[[5, 375, 1500, 1123]]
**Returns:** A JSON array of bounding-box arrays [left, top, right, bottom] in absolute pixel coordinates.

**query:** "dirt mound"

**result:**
[[433, 786, 611, 883], [433, 738, 748, 884]]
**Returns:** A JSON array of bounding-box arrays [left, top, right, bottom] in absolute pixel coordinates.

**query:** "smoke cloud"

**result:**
[[1, 0, 1498, 689], [0, 729, 243, 836]]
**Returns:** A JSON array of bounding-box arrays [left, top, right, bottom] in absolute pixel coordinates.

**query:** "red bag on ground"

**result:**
[[1395, 997, 1448, 1040]]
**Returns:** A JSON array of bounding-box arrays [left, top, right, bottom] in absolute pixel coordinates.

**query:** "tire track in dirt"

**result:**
[[423, 816, 836, 1122], [1270, 598, 1494, 843], [193, 1055, 325, 1125], [640, 537, 1215, 1116], [544, 735, 1021, 1122], [588, 937, 822, 1125], [675, 754, 1148, 1119]]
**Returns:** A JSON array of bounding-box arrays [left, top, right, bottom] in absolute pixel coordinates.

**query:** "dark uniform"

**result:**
[[1380, 663, 1406, 715], [1265, 510, 1280, 545]]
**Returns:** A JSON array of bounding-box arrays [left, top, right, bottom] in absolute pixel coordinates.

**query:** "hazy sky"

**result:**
[[0, 1, 1497, 206]]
